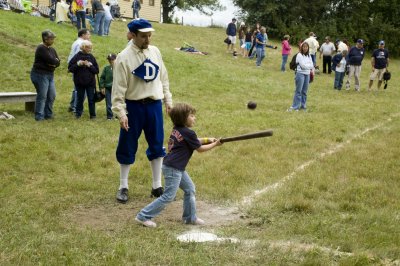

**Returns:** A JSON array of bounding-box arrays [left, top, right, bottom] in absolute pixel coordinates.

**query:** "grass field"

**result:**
[[1, 10, 399, 265]]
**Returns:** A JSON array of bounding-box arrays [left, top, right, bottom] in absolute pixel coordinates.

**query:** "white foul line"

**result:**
[[241, 115, 398, 206]]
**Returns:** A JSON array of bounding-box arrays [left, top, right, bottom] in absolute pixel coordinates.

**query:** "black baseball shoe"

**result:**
[[116, 188, 129, 203], [151, 187, 164, 198]]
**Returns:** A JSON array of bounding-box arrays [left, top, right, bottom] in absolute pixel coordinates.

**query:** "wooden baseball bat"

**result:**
[[220, 130, 273, 143]]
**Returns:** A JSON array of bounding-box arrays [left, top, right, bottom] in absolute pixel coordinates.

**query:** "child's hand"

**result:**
[[209, 137, 217, 143], [215, 138, 222, 146]]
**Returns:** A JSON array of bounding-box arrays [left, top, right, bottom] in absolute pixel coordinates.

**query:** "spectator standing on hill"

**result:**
[[92, 0, 105, 36], [111, 19, 173, 203], [304, 32, 319, 67], [255, 26, 266, 67], [248, 22, 260, 58], [238, 22, 245, 55], [243, 27, 252, 57], [30, 30, 60, 121], [281, 34, 291, 72], [226, 18, 237, 53], [335, 39, 348, 53], [345, 39, 365, 91], [332, 50, 348, 90], [99, 53, 116, 119], [68, 40, 99, 119], [368, 40, 389, 91], [132, 0, 140, 18], [67, 29, 91, 113], [72, 0, 87, 30], [319, 36, 335, 74], [287, 42, 314, 112], [103, 2, 113, 36]]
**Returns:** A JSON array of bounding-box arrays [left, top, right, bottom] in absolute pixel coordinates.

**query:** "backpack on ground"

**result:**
[[289, 53, 298, 71], [383, 70, 391, 89]]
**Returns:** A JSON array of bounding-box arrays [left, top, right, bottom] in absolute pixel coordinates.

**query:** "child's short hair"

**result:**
[[169, 103, 196, 127], [107, 53, 117, 60]]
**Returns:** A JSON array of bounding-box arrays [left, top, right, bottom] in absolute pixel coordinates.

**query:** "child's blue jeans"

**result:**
[[334, 71, 345, 90], [136, 165, 197, 224]]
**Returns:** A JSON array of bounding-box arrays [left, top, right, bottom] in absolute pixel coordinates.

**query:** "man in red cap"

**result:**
[[112, 18, 173, 203]]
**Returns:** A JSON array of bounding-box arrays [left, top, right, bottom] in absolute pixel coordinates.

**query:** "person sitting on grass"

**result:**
[[135, 103, 222, 228]]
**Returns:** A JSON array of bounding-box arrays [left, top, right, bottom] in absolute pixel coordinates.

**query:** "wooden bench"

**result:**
[[0, 92, 37, 112]]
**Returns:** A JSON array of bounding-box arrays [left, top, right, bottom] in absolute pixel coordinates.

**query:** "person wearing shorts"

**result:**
[[368, 40, 389, 91], [226, 18, 237, 53]]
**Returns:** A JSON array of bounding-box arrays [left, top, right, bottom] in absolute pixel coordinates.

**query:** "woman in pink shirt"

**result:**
[[281, 34, 291, 72]]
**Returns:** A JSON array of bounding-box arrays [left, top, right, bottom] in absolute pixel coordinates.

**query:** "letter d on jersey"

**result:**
[[132, 58, 160, 82]]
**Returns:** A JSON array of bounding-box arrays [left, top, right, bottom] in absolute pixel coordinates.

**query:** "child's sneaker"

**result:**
[[193, 218, 205, 225], [135, 217, 157, 228]]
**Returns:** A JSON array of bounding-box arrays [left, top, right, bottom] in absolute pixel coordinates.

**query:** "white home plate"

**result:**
[[177, 231, 239, 243]]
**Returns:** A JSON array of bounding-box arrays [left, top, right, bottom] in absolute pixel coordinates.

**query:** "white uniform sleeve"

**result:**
[[111, 56, 128, 118]]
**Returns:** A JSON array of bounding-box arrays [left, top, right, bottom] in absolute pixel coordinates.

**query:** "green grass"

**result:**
[[1, 10, 400, 265]]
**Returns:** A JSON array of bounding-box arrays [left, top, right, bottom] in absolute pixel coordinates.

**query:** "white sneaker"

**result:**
[[193, 218, 205, 225], [135, 217, 157, 228]]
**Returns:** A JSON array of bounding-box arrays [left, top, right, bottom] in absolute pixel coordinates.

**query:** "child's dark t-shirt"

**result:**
[[163, 126, 201, 171]]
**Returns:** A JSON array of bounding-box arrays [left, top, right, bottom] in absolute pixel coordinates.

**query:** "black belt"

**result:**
[[131, 97, 157, 104]]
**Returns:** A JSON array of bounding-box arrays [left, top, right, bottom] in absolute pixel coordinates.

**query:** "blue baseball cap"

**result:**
[[128, 18, 155, 33], [379, 40, 385, 45], [357, 39, 364, 44]]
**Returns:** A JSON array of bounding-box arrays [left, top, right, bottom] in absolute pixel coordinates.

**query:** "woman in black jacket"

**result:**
[[68, 40, 99, 119], [30, 30, 60, 121]]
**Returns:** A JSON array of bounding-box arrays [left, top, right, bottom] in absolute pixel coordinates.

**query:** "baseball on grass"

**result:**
[[247, 101, 257, 110]]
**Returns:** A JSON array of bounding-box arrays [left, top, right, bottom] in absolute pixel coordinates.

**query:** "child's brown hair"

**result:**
[[169, 103, 196, 127]]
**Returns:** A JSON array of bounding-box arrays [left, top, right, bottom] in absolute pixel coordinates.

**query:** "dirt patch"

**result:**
[[65, 200, 242, 231]]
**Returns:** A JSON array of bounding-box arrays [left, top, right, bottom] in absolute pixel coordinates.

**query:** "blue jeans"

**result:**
[[105, 88, 113, 118], [310, 54, 316, 66], [334, 71, 345, 90], [103, 17, 112, 35], [94, 11, 105, 35], [75, 86, 96, 118], [30, 71, 56, 121], [133, 9, 139, 18], [136, 165, 197, 223], [69, 86, 77, 111], [291, 72, 310, 110], [75, 10, 86, 30], [256, 47, 265, 66], [281, 54, 288, 71]]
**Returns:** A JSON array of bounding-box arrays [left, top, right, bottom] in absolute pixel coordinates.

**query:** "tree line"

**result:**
[[232, 0, 399, 56]]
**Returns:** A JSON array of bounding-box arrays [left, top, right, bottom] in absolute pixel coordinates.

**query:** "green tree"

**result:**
[[234, 0, 399, 56], [161, 0, 223, 23]]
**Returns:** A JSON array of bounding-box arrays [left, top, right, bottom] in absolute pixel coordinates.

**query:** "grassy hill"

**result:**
[[1, 10, 399, 265]]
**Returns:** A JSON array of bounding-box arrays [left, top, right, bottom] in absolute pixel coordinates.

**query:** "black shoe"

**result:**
[[68, 107, 75, 113], [116, 188, 129, 203], [151, 187, 164, 198]]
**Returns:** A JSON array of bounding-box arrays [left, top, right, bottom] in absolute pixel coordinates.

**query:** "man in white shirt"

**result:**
[[319, 36, 335, 74], [304, 32, 319, 67], [112, 18, 173, 203], [335, 39, 348, 53]]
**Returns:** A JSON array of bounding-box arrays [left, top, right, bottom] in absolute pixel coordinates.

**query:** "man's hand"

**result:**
[[101, 88, 105, 95], [165, 104, 172, 115], [119, 115, 129, 131]]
